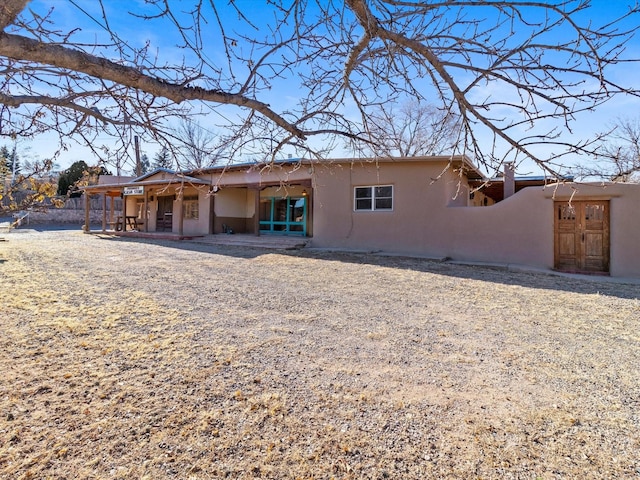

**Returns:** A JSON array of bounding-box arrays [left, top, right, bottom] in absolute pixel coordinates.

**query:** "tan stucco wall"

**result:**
[[310, 161, 472, 253], [181, 188, 211, 235], [215, 188, 252, 217], [181, 160, 640, 278], [206, 163, 312, 188], [307, 162, 640, 278]]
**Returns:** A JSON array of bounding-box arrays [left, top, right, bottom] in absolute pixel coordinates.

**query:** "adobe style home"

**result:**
[[82, 156, 640, 279]]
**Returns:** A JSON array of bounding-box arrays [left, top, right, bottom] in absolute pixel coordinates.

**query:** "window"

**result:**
[[259, 196, 307, 235], [354, 185, 393, 211], [183, 196, 199, 220]]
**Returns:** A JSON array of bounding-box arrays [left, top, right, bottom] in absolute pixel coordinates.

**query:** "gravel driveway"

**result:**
[[1, 228, 639, 479]]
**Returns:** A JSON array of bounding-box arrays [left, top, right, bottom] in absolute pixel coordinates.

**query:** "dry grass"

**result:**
[[1, 228, 639, 479]]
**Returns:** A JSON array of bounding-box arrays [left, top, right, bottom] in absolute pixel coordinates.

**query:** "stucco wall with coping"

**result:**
[[308, 161, 640, 278]]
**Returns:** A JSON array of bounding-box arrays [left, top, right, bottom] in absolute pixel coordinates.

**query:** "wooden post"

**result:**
[[254, 187, 261, 236], [109, 195, 115, 230], [135, 136, 142, 177], [83, 193, 90, 233], [209, 193, 215, 234], [121, 193, 127, 232], [101, 192, 107, 232]]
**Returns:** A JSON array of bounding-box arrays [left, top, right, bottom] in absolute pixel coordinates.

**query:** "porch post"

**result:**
[[143, 188, 149, 232], [209, 193, 215, 234], [101, 192, 107, 232], [109, 195, 114, 229], [121, 193, 127, 232], [83, 192, 90, 233], [178, 195, 184, 236], [254, 187, 260, 236], [306, 186, 313, 237]]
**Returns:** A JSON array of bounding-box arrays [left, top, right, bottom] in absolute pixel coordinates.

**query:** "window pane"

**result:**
[[356, 198, 372, 210], [259, 199, 272, 222], [355, 187, 372, 199], [290, 197, 305, 222], [274, 199, 288, 221], [375, 197, 392, 210], [375, 186, 392, 198]]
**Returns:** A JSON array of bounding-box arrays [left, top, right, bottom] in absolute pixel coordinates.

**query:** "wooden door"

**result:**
[[554, 200, 610, 273], [157, 195, 174, 231]]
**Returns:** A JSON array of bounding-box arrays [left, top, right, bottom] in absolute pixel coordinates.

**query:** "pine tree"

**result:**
[[152, 148, 173, 170], [140, 154, 151, 174], [0, 144, 20, 180]]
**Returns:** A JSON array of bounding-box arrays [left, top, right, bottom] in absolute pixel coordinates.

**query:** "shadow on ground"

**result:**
[[7, 225, 639, 300], [99, 232, 640, 301]]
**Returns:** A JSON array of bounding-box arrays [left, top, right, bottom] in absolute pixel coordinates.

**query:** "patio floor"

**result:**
[[187, 233, 309, 250], [93, 229, 309, 250]]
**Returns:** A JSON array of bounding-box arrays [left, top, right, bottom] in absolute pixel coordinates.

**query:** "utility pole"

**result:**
[[135, 135, 142, 177]]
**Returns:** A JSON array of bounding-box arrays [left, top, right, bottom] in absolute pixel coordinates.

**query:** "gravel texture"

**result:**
[[1, 228, 639, 479]]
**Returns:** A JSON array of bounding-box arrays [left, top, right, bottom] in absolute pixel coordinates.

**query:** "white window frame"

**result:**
[[354, 185, 394, 211]]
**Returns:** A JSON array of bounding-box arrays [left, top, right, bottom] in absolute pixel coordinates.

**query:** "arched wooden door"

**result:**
[[554, 200, 610, 273]]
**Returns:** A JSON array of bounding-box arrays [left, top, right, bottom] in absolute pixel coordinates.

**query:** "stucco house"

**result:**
[[82, 156, 640, 279]]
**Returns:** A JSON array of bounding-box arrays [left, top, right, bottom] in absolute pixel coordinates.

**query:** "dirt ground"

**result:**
[[0, 228, 639, 479]]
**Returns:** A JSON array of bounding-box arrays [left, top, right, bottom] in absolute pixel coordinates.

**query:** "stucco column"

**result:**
[[143, 188, 149, 233], [178, 196, 184, 236], [305, 187, 313, 237]]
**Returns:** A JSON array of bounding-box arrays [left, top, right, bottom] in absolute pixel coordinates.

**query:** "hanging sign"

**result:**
[[124, 186, 144, 196]]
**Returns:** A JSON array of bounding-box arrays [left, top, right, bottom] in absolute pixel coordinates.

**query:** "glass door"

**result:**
[[259, 196, 307, 235]]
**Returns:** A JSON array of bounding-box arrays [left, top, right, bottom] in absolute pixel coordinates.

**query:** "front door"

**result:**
[[157, 196, 174, 231], [554, 200, 610, 273]]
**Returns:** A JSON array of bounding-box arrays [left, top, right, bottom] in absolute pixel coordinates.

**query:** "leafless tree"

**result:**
[[575, 117, 640, 182], [174, 119, 218, 170], [0, 0, 638, 183], [357, 101, 461, 157]]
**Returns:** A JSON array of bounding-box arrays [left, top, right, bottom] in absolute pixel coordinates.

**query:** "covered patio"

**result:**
[[82, 170, 211, 237]]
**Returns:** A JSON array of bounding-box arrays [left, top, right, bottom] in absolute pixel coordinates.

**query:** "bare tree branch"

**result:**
[[0, 0, 638, 179]]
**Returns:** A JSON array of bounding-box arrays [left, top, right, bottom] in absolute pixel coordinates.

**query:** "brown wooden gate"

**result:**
[[554, 200, 610, 273]]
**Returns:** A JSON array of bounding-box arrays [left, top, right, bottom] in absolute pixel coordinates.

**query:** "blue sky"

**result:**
[[11, 1, 640, 176]]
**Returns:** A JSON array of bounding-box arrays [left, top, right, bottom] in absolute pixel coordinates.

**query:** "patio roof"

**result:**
[[83, 170, 211, 195]]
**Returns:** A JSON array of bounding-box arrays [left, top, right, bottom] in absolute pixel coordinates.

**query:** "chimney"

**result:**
[[504, 162, 515, 199]]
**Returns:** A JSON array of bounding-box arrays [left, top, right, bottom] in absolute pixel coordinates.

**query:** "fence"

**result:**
[[20, 194, 123, 225]]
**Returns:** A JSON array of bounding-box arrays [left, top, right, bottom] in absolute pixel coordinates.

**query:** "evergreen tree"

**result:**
[[57, 160, 88, 196], [140, 154, 151, 175], [0, 145, 20, 177], [0, 146, 9, 171], [152, 148, 173, 170]]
